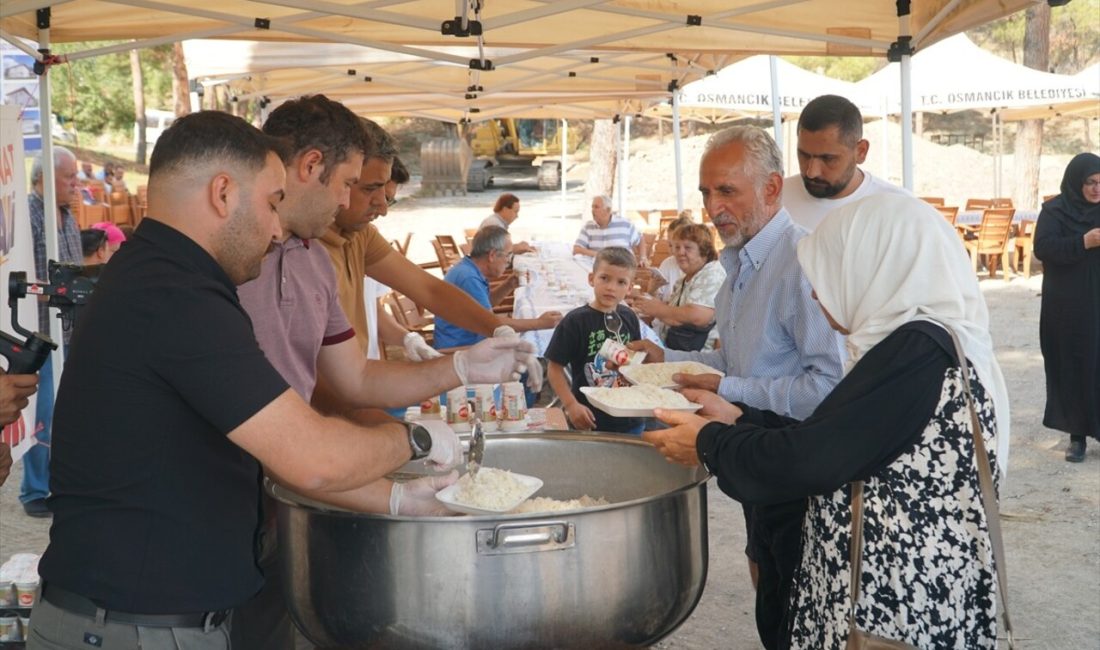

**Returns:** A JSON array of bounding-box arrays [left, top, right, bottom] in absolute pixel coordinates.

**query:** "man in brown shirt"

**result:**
[[316, 119, 509, 362]]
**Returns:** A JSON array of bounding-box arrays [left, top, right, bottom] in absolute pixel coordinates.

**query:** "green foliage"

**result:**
[[969, 0, 1100, 72], [49, 42, 174, 136], [783, 56, 882, 82]]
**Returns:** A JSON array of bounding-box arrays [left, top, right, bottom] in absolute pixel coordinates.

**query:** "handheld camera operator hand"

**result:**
[[0, 372, 39, 424], [492, 325, 543, 392], [0, 372, 39, 487]]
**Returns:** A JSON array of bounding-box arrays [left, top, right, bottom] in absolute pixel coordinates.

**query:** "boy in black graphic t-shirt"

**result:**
[[546, 247, 644, 434]]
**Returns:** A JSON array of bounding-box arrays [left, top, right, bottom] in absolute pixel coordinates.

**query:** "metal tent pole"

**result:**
[[896, 2, 915, 191], [672, 90, 684, 212], [560, 118, 568, 219], [769, 55, 783, 152], [36, 8, 65, 383], [621, 115, 631, 218]]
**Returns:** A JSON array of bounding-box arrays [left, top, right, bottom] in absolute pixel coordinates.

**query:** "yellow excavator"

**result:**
[[464, 118, 564, 191], [420, 118, 567, 196]]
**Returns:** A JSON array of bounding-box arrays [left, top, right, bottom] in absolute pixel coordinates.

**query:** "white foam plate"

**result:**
[[579, 386, 702, 418], [434, 472, 544, 515], [619, 361, 725, 389]]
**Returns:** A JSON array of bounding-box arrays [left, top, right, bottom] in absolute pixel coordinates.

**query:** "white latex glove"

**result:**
[[453, 337, 529, 385], [389, 471, 459, 516], [420, 420, 463, 470], [493, 325, 543, 393], [493, 325, 518, 339], [403, 331, 443, 361]]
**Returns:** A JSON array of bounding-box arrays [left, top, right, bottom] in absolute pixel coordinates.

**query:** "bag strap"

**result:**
[[847, 480, 865, 633], [940, 324, 1014, 648]]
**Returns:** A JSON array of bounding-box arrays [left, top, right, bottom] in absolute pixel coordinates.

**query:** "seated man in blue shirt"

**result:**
[[434, 226, 562, 350]]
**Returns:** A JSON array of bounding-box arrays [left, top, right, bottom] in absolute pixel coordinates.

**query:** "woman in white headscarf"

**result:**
[[644, 194, 1008, 649]]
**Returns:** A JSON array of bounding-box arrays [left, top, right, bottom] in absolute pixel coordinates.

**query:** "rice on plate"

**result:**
[[620, 361, 723, 389]]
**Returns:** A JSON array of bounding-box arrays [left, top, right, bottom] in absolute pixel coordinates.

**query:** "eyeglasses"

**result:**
[[1084, 179, 1100, 188]]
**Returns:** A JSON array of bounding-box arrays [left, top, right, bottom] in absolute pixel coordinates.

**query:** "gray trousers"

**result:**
[[27, 597, 231, 650]]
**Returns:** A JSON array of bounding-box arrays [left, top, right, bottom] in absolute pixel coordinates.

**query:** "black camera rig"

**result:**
[[0, 261, 101, 375]]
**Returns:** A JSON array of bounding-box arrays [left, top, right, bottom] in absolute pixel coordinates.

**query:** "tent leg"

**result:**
[[672, 90, 684, 212]]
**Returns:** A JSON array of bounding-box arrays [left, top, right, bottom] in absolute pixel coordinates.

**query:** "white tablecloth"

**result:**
[[512, 244, 661, 355]]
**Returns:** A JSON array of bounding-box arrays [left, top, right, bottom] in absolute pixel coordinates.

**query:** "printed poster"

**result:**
[[1, 36, 41, 153], [1, 102, 38, 462]]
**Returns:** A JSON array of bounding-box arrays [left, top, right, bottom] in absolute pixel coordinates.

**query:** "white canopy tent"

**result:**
[[856, 33, 1095, 114], [646, 54, 877, 178], [856, 33, 1098, 196], [651, 54, 875, 121], [998, 64, 1100, 121]]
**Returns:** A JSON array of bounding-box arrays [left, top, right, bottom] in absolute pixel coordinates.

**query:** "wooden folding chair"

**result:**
[[936, 205, 959, 225], [658, 216, 681, 239], [920, 196, 946, 207], [135, 184, 148, 224], [964, 198, 993, 211], [963, 208, 1015, 279], [108, 190, 133, 226], [640, 232, 657, 262], [991, 197, 1014, 209], [383, 291, 434, 344], [650, 239, 672, 267], [1013, 219, 1039, 278], [432, 236, 463, 272], [463, 228, 478, 244], [436, 234, 462, 258]]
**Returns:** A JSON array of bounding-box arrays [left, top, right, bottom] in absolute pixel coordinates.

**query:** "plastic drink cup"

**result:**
[[0, 580, 13, 607], [418, 395, 441, 419], [501, 382, 528, 431], [14, 580, 37, 607], [0, 616, 17, 641], [472, 384, 499, 432], [598, 338, 645, 367], [445, 387, 471, 432]]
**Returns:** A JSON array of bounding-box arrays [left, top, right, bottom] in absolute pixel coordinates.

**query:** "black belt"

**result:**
[[41, 583, 231, 629]]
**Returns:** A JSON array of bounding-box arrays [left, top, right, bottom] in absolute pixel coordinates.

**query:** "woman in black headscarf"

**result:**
[[1034, 152, 1100, 462]]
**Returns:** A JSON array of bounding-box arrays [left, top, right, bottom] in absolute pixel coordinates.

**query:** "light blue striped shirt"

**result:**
[[666, 208, 845, 419], [574, 216, 641, 251]]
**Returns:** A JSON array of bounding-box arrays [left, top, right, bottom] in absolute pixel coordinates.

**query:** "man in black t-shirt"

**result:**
[[546, 247, 644, 434], [32, 112, 462, 650]]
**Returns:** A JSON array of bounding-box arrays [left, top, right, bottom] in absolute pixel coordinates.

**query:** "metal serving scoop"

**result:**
[[605, 309, 623, 343], [466, 400, 485, 478]]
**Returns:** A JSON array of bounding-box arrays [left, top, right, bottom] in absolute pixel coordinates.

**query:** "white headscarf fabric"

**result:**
[[795, 194, 1011, 475]]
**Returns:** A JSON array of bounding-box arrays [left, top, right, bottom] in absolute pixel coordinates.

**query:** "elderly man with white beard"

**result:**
[[628, 125, 845, 650]]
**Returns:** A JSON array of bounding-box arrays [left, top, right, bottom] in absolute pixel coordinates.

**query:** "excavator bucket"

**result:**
[[419, 137, 473, 197]]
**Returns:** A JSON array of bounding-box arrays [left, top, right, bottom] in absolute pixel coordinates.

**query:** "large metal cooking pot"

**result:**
[[269, 432, 709, 649]]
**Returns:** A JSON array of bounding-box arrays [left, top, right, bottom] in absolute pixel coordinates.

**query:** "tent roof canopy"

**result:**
[[183, 39, 710, 122], [3, 1, 1039, 60], [1, 0, 1042, 123]]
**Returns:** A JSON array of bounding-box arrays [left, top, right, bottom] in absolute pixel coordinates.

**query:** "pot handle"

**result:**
[[477, 521, 575, 555]]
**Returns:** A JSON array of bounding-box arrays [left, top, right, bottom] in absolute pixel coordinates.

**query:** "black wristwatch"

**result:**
[[403, 420, 432, 461]]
